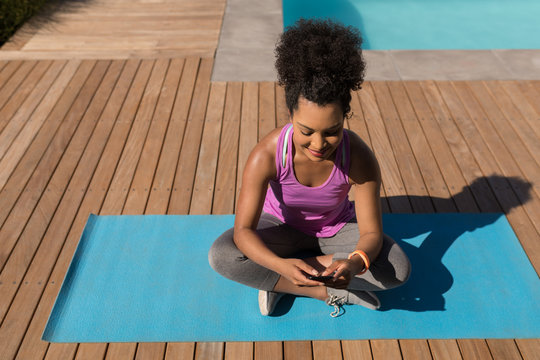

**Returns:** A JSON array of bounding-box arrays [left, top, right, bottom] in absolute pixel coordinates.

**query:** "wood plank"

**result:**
[[0, 60, 68, 166], [145, 57, 199, 214], [0, 60, 23, 92], [371, 82, 433, 212], [349, 87, 391, 211], [100, 59, 168, 215], [515, 338, 540, 360], [419, 81, 499, 212], [2, 0, 226, 59], [516, 81, 540, 127], [0, 49, 216, 61], [24, 36, 217, 51], [486, 339, 522, 360], [0, 61, 90, 193], [0, 60, 37, 110], [14, 59, 145, 360], [212, 81, 242, 215], [0, 60, 78, 158], [457, 339, 492, 360], [403, 81, 479, 212], [54, 13, 223, 22], [312, 340, 342, 360], [73, 344, 108, 360], [122, 58, 183, 214], [276, 84, 289, 127], [458, 81, 540, 204], [225, 342, 254, 360], [43, 342, 77, 360], [165, 343, 195, 359], [104, 343, 136, 360], [389, 81, 455, 211], [189, 81, 226, 215], [259, 81, 276, 141], [399, 340, 432, 360], [0, 62, 89, 229], [499, 81, 540, 139], [194, 342, 224, 360], [135, 343, 166, 360], [254, 342, 283, 360], [341, 340, 372, 360], [168, 58, 213, 214], [371, 340, 402, 360], [31, 19, 219, 32], [236, 82, 258, 197], [0, 60, 51, 135], [357, 83, 411, 213], [426, 340, 462, 360], [0, 60, 85, 207], [284, 341, 312, 360], [482, 81, 540, 169]]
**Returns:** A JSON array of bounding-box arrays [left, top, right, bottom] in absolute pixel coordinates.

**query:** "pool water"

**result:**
[[283, 0, 540, 50]]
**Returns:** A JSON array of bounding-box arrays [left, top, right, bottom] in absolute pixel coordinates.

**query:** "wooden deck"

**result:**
[[0, 57, 539, 359], [0, 0, 226, 59]]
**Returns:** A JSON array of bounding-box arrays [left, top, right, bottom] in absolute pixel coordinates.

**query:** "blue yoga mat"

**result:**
[[43, 213, 540, 342]]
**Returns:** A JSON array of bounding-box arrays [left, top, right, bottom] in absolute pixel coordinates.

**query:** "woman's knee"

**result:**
[[381, 234, 411, 287], [208, 229, 247, 278]]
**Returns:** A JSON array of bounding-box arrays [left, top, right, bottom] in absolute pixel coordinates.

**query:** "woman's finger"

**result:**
[[330, 262, 351, 279], [321, 261, 341, 276], [296, 260, 318, 276]]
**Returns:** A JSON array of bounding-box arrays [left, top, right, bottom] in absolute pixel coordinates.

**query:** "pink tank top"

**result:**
[[263, 124, 356, 237]]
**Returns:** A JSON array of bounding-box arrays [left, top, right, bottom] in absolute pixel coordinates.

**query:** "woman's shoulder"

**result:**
[[245, 125, 287, 179], [346, 129, 380, 184], [254, 125, 286, 158]]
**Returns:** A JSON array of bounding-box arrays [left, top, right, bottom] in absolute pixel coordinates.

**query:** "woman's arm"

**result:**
[[233, 129, 321, 285]]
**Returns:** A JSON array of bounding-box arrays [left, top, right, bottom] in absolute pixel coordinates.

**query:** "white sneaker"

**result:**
[[258, 290, 285, 316]]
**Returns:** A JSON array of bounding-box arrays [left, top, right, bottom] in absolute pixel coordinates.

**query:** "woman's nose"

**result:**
[[312, 134, 325, 149]]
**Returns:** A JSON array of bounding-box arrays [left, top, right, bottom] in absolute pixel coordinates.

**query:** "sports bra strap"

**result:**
[[282, 125, 293, 168]]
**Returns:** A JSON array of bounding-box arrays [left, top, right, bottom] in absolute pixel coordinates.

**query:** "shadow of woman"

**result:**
[[375, 175, 533, 312]]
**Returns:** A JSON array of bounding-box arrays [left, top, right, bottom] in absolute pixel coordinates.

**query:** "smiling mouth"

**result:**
[[308, 148, 326, 157]]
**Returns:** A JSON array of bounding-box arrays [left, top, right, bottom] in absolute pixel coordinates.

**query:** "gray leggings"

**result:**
[[209, 213, 411, 292]]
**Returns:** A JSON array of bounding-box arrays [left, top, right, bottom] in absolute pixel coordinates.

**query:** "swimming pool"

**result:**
[[283, 0, 540, 50]]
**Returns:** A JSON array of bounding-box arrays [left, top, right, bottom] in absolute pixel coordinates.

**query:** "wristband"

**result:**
[[348, 250, 370, 275]]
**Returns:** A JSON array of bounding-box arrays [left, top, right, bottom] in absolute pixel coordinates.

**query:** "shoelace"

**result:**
[[326, 294, 345, 318]]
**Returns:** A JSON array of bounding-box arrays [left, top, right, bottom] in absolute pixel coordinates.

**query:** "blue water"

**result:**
[[283, 0, 540, 50]]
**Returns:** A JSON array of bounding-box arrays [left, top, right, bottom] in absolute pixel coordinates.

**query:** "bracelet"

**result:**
[[348, 250, 370, 275]]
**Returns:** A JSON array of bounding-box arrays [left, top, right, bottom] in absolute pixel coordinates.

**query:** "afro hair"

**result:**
[[275, 18, 366, 118]]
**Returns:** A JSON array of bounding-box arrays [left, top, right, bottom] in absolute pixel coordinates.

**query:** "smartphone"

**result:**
[[308, 275, 335, 281]]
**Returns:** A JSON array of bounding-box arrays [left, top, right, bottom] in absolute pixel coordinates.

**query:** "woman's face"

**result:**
[[290, 97, 344, 162]]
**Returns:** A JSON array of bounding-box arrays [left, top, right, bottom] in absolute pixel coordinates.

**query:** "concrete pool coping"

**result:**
[[212, 0, 540, 81]]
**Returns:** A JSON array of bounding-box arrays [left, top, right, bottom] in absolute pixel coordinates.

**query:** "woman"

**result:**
[[209, 19, 410, 317]]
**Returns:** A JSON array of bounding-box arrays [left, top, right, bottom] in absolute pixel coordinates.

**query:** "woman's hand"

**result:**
[[320, 257, 365, 289], [278, 258, 325, 287]]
